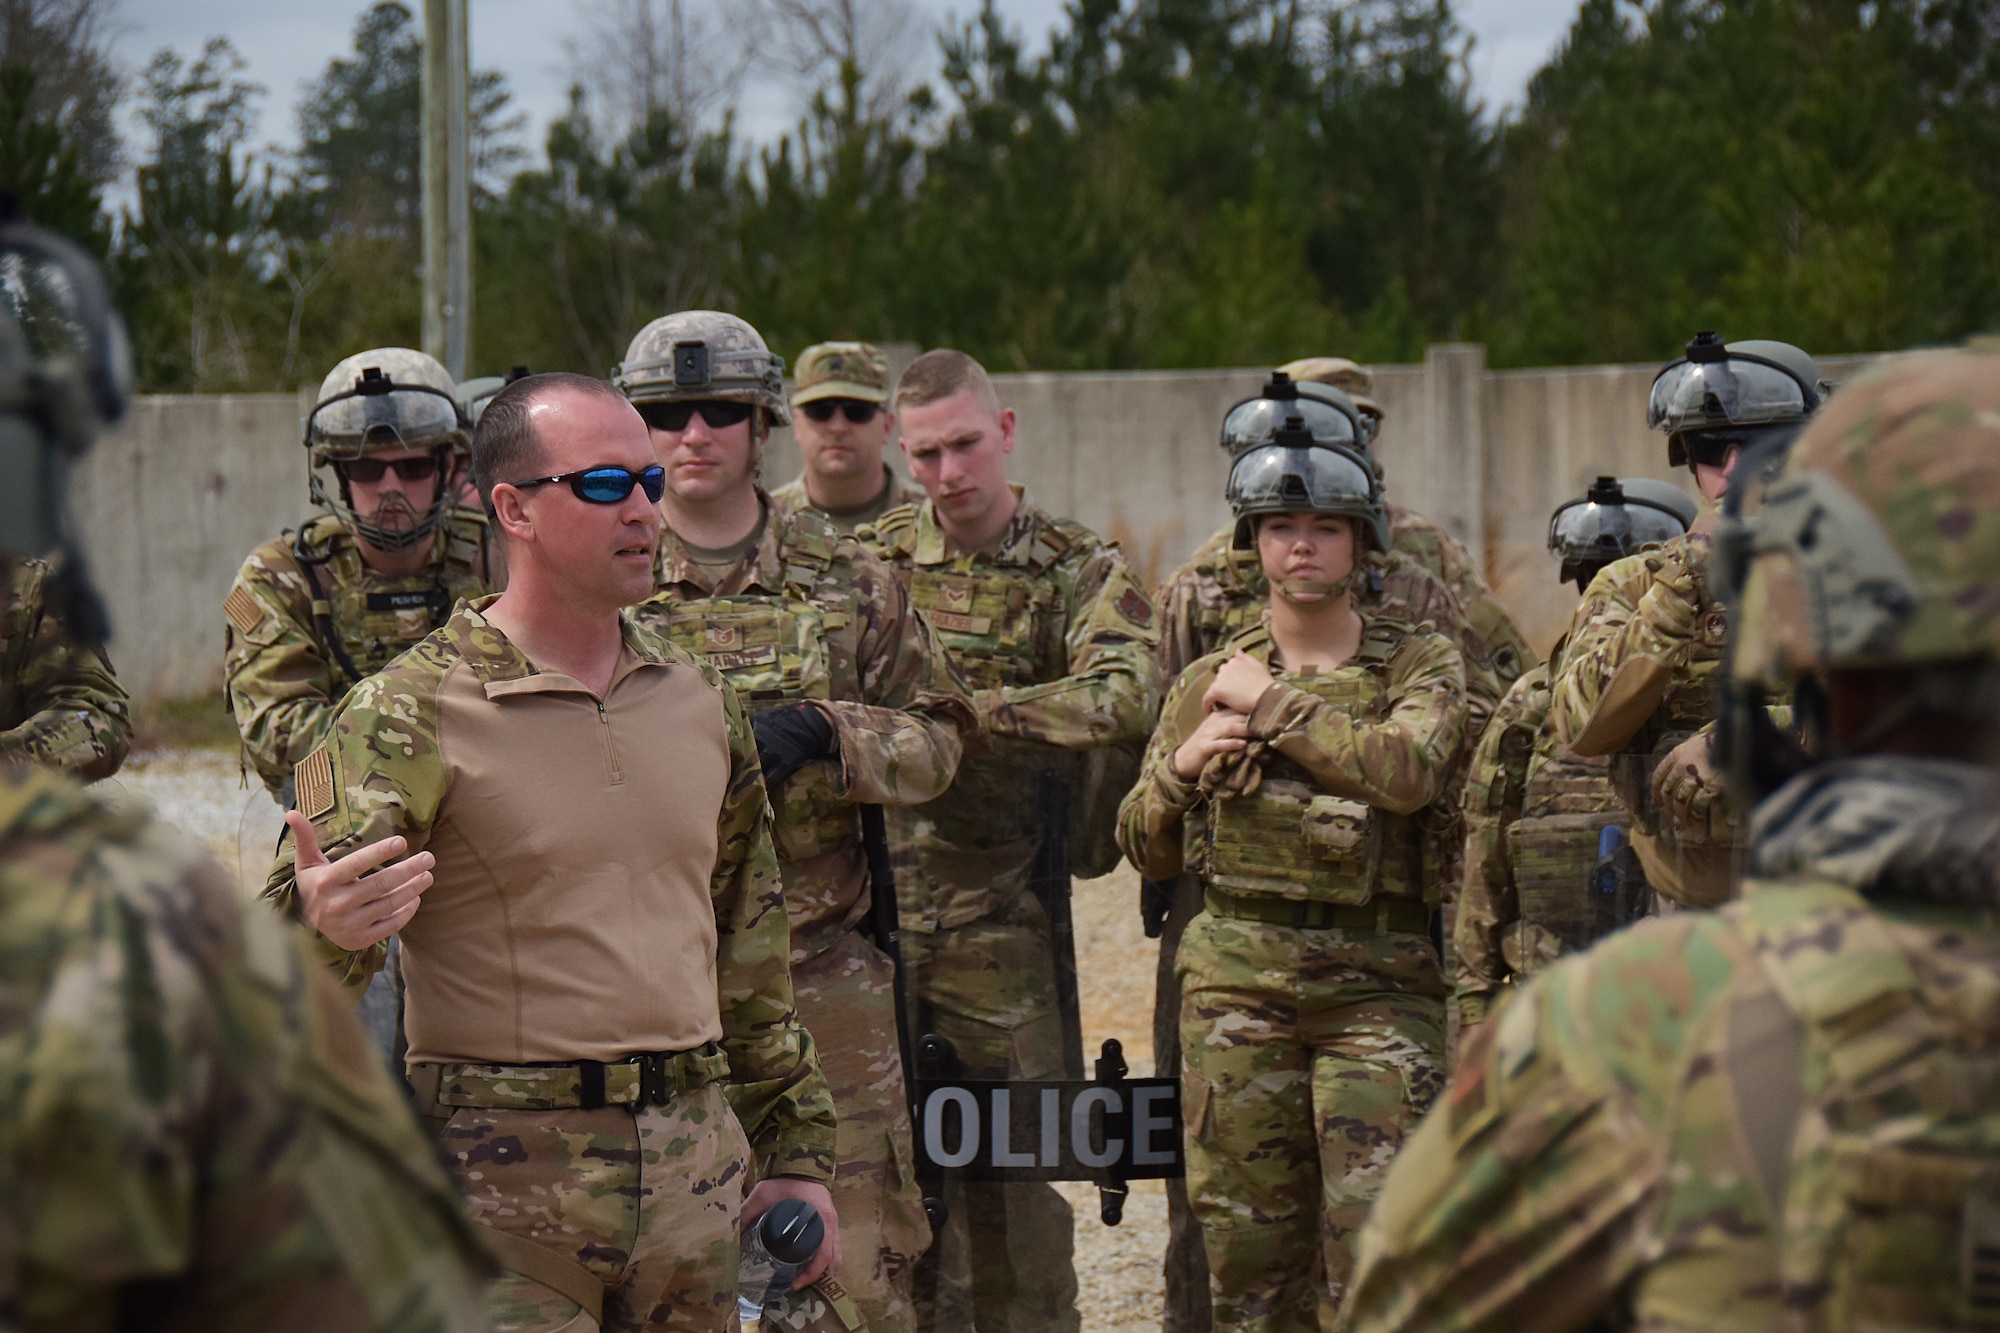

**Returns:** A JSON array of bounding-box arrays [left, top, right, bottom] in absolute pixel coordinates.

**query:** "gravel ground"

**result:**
[[107, 749, 1174, 1330]]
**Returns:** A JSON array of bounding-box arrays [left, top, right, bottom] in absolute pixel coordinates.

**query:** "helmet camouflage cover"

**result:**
[[615, 310, 791, 426], [1732, 345, 2000, 684], [1650, 331, 1831, 467], [305, 347, 470, 465], [792, 341, 891, 406]]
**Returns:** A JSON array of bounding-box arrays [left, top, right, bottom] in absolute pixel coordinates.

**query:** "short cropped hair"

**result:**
[[894, 348, 1000, 414], [472, 372, 628, 518]]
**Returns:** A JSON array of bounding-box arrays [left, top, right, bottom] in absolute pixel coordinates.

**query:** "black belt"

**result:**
[[1204, 889, 1431, 935]]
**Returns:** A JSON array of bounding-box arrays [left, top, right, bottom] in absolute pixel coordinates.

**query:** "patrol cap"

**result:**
[[1650, 332, 1830, 466], [1733, 345, 2000, 685], [1220, 373, 1363, 456], [306, 348, 470, 462], [1547, 475, 1698, 586], [1277, 356, 1383, 424], [792, 341, 891, 406], [1226, 416, 1390, 552]]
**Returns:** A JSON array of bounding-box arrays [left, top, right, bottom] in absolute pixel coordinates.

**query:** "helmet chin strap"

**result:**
[[1272, 565, 1367, 603]]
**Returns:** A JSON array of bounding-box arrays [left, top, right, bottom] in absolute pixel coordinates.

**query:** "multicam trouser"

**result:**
[[1177, 909, 1445, 1333], [901, 893, 1080, 1333], [437, 1075, 749, 1332], [788, 930, 931, 1333]]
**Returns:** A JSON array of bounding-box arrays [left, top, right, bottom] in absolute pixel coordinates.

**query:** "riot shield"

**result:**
[[890, 755, 1184, 1333]]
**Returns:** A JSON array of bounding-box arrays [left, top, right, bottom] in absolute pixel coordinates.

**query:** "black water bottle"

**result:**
[[736, 1199, 825, 1326]]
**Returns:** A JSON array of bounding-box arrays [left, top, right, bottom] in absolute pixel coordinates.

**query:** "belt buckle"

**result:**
[[638, 1053, 672, 1108]]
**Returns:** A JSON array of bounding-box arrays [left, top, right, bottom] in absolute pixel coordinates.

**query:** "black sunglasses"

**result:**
[[638, 401, 753, 432], [336, 454, 442, 483], [508, 465, 667, 504], [800, 398, 880, 425]]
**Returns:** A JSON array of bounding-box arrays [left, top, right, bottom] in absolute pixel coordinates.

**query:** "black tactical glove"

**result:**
[[1140, 878, 1172, 939], [752, 704, 837, 789]]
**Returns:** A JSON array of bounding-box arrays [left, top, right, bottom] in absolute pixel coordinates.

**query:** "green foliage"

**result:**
[[90, 0, 2000, 387], [1495, 0, 2000, 365], [0, 65, 106, 251]]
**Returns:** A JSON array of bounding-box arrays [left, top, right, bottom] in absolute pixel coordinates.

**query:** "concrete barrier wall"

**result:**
[[78, 354, 1879, 701]]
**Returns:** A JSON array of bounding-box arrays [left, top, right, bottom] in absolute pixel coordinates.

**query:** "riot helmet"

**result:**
[[1277, 356, 1382, 447], [458, 365, 531, 426], [1650, 331, 1830, 468], [1547, 475, 1698, 590], [302, 348, 469, 553], [0, 218, 132, 640], [1226, 414, 1390, 553], [614, 310, 791, 427], [1219, 372, 1364, 457]]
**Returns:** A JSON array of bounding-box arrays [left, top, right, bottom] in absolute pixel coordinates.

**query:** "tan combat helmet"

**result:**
[[792, 341, 891, 407], [1278, 356, 1383, 445], [614, 310, 790, 426], [303, 347, 470, 552]]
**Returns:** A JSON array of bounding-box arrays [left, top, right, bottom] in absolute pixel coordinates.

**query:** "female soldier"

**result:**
[[1117, 415, 1469, 1332]]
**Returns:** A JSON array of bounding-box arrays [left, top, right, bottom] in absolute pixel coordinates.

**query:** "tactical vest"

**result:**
[[1687, 884, 2000, 1331], [648, 515, 860, 864], [1191, 624, 1428, 907], [1508, 745, 1622, 966], [288, 509, 492, 686], [1188, 546, 1266, 659]]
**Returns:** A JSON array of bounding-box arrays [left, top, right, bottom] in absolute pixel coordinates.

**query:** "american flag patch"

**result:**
[[294, 746, 335, 820], [223, 586, 266, 636]]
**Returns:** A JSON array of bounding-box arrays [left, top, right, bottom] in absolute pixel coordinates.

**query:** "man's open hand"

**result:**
[[285, 810, 434, 951]]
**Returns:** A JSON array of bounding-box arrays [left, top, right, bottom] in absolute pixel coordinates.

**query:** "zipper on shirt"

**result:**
[[594, 698, 624, 785]]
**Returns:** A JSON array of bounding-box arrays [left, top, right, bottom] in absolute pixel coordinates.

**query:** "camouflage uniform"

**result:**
[[631, 494, 975, 1333], [772, 469, 927, 536], [1544, 518, 1741, 906], [862, 490, 1161, 1333], [1149, 525, 1520, 1330], [1345, 345, 2000, 1333], [0, 759, 490, 1330], [264, 599, 838, 1333], [1118, 616, 1468, 1331], [0, 556, 130, 781], [1380, 503, 1532, 689], [225, 507, 496, 797]]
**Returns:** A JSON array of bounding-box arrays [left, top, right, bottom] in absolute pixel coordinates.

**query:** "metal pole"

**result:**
[[421, 0, 472, 378]]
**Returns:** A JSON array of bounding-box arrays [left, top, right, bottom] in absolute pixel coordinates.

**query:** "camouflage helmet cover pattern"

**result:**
[[792, 341, 891, 406], [1733, 346, 2000, 683], [615, 310, 791, 426], [306, 347, 470, 464]]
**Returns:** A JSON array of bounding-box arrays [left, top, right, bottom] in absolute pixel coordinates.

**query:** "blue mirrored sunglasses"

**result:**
[[508, 465, 666, 504]]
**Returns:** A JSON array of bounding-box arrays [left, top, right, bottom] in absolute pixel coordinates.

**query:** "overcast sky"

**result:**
[[108, 0, 1580, 176]]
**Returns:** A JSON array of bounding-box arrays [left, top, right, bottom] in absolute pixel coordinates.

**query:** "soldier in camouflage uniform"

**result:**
[[1, 553, 129, 779], [1277, 357, 1532, 685], [861, 349, 1161, 1333], [1149, 374, 1517, 1332], [1119, 418, 1468, 1332], [1453, 478, 1696, 1043], [1546, 333, 1829, 909], [771, 342, 925, 534], [265, 373, 838, 1333], [1344, 342, 2000, 1333], [0, 218, 491, 1331], [618, 312, 976, 1333], [225, 347, 497, 800]]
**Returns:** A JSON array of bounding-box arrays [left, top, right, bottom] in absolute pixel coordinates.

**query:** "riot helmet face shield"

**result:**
[[1547, 476, 1696, 589], [1219, 377, 1362, 457], [1226, 432, 1390, 556]]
